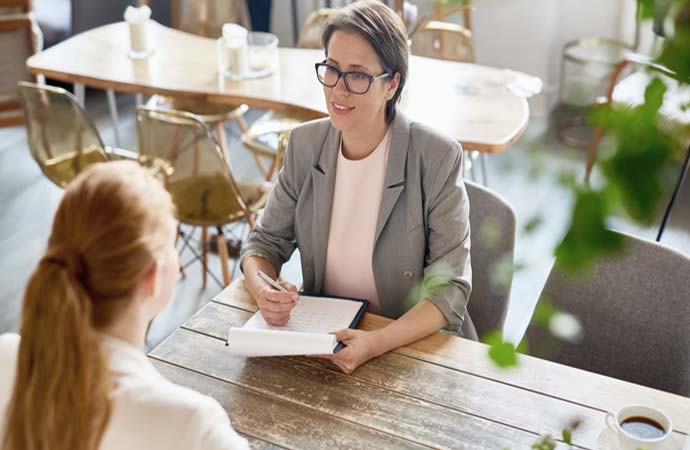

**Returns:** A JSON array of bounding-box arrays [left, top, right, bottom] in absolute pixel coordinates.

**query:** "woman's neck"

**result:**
[[341, 116, 390, 160], [100, 304, 151, 349]]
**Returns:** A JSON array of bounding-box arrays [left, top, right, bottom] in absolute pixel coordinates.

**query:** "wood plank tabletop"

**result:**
[[26, 21, 530, 153], [148, 281, 690, 450]]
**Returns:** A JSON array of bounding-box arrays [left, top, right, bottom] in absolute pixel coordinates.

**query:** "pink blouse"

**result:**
[[322, 129, 391, 313]]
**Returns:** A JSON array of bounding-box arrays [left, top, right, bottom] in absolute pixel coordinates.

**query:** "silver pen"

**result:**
[[257, 270, 301, 306]]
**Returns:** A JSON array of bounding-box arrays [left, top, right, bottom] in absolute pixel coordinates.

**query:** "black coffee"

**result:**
[[620, 416, 666, 440]]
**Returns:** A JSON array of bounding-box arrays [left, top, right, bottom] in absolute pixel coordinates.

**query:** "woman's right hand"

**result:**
[[256, 281, 299, 326]]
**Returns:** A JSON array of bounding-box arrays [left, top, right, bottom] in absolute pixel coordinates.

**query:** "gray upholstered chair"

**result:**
[[463, 180, 516, 339], [526, 231, 690, 396]]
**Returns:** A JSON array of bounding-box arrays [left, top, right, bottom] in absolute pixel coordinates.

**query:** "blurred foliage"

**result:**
[[591, 78, 683, 223], [531, 299, 558, 328], [526, 419, 581, 450], [557, 0, 689, 272], [657, 0, 690, 81], [406, 263, 454, 307], [482, 331, 527, 368], [637, 0, 656, 20], [555, 186, 624, 272], [523, 215, 543, 235], [531, 435, 557, 450]]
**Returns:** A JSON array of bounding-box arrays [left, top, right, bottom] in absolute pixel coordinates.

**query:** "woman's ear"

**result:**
[[140, 260, 159, 302], [387, 72, 401, 100]]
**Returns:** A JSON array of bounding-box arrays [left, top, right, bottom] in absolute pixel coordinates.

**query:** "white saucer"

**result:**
[[597, 428, 684, 450]]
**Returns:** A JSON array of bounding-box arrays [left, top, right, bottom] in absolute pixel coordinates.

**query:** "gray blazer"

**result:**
[[240, 111, 475, 337]]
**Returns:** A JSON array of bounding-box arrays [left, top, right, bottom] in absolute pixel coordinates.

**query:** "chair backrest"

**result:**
[[17, 81, 108, 187], [526, 231, 690, 396], [174, 0, 251, 38], [432, 2, 473, 32], [409, 20, 474, 63], [136, 106, 252, 226], [296, 8, 333, 49], [0, 15, 38, 127], [464, 180, 516, 337]]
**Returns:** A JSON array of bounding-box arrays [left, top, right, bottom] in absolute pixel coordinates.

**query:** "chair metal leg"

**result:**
[[657, 143, 690, 242], [106, 89, 121, 148], [216, 230, 231, 286], [465, 150, 477, 182], [135, 93, 144, 107], [215, 122, 230, 164], [201, 226, 208, 288], [178, 226, 223, 288], [480, 152, 489, 186], [74, 83, 85, 106], [177, 224, 187, 278]]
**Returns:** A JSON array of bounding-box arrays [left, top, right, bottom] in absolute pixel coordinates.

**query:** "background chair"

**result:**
[[295, 8, 333, 49], [409, 19, 474, 63], [408, 12, 488, 185], [17, 82, 136, 187], [464, 180, 516, 338], [526, 231, 690, 396], [173, 0, 250, 37], [583, 53, 690, 244], [152, 0, 251, 160], [556, 0, 642, 148], [241, 8, 333, 182], [0, 14, 41, 128], [136, 106, 269, 287]]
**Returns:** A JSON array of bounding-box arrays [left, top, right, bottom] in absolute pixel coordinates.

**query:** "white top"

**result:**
[[323, 129, 391, 313], [0, 333, 249, 450]]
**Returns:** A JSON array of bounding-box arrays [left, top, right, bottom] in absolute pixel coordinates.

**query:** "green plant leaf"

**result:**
[[523, 215, 543, 234], [637, 0, 656, 20], [555, 188, 624, 272], [483, 331, 519, 368], [532, 299, 558, 327], [531, 435, 557, 450], [656, 1, 690, 82]]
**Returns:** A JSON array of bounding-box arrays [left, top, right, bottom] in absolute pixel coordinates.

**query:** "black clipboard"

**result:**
[[299, 291, 369, 353]]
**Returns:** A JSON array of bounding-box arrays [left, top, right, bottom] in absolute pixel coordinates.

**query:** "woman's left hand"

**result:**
[[319, 329, 384, 374]]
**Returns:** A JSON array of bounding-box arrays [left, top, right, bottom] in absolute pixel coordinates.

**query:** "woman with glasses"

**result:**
[[241, 0, 473, 374]]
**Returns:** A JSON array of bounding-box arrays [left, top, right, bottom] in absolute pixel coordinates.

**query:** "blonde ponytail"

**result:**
[[2, 161, 175, 450]]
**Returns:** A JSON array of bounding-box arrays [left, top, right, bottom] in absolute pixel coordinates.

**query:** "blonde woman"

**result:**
[[0, 161, 249, 450]]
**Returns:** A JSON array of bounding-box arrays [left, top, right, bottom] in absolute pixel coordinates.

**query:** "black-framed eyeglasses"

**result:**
[[315, 62, 391, 95]]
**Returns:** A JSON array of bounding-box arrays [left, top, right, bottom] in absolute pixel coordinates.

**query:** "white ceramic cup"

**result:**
[[605, 405, 673, 450], [124, 5, 153, 59]]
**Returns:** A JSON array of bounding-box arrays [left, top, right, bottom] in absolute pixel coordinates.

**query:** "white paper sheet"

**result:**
[[226, 294, 364, 357]]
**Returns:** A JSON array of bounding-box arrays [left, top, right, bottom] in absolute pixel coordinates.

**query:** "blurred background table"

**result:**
[[27, 21, 530, 153]]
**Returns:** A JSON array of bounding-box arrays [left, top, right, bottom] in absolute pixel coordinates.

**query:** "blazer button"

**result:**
[[403, 270, 414, 280]]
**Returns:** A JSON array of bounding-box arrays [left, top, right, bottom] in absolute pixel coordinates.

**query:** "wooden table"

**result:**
[[148, 281, 690, 450], [26, 21, 530, 153]]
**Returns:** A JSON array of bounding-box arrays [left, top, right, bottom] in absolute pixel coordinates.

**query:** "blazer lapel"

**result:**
[[374, 112, 410, 246], [312, 125, 341, 293]]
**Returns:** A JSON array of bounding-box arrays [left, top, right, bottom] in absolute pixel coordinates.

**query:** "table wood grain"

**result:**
[[148, 281, 690, 450], [26, 21, 530, 153]]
